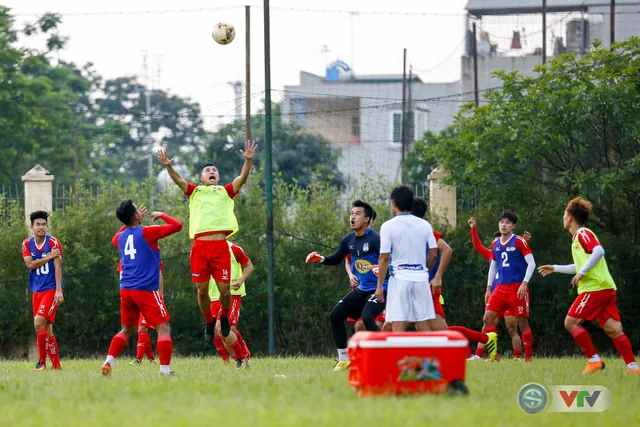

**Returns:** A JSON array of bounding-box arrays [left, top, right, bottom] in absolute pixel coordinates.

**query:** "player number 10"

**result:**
[[35, 262, 49, 276]]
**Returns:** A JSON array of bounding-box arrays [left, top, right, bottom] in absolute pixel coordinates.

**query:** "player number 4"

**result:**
[[124, 234, 137, 260], [501, 252, 510, 268]]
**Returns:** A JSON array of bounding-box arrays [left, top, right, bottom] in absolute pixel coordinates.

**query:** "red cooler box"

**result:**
[[347, 331, 469, 396]]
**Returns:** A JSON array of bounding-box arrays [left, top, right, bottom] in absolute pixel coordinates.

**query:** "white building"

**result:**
[[282, 62, 460, 188]]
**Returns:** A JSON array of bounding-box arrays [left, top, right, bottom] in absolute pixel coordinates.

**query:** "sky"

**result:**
[[7, 0, 471, 129]]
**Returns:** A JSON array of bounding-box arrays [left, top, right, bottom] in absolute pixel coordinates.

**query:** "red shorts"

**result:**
[[32, 290, 59, 323], [138, 314, 155, 330], [120, 290, 170, 327], [210, 295, 242, 327], [433, 290, 445, 319], [567, 289, 620, 326], [486, 284, 530, 318], [347, 311, 385, 324], [190, 239, 231, 283]]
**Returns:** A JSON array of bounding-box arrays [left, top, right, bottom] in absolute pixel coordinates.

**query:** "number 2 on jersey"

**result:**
[[124, 234, 137, 260], [501, 251, 510, 268]]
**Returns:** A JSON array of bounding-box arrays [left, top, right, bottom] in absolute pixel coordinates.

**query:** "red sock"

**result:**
[[235, 330, 250, 358], [571, 327, 597, 358], [48, 335, 61, 368], [145, 336, 155, 361], [157, 336, 172, 366], [213, 334, 229, 361], [107, 332, 129, 359], [522, 328, 533, 360], [231, 338, 246, 360], [136, 331, 149, 361], [36, 330, 48, 364], [484, 324, 497, 334], [449, 326, 488, 344], [202, 311, 214, 324], [613, 334, 636, 365], [475, 347, 485, 357], [514, 348, 523, 359]]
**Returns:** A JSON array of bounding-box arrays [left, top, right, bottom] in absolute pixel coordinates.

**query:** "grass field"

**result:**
[[0, 357, 638, 426]]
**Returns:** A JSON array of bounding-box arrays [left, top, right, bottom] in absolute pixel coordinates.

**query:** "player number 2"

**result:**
[[35, 262, 49, 276], [124, 234, 137, 260], [501, 252, 510, 267]]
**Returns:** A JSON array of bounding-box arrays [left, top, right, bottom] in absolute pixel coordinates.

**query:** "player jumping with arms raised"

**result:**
[[156, 141, 256, 368], [306, 200, 386, 371], [101, 202, 182, 376], [22, 211, 64, 371], [538, 197, 639, 374]]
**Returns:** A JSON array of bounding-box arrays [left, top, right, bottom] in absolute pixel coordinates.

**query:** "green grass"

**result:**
[[0, 357, 638, 426]]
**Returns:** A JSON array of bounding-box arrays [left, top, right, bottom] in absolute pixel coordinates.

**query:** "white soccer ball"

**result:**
[[212, 23, 235, 45]]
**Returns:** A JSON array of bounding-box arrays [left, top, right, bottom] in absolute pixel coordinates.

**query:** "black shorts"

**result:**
[[334, 288, 386, 321]]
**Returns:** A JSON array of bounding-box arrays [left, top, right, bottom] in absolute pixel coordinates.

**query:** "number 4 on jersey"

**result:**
[[124, 234, 137, 260]]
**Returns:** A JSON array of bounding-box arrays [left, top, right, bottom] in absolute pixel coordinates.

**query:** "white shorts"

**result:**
[[385, 277, 435, 322]]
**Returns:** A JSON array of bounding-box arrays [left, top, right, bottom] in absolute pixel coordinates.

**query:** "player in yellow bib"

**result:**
[[539, 197, 639, 375], [155, 140, 257, 370], [209, 242, 253, 368]]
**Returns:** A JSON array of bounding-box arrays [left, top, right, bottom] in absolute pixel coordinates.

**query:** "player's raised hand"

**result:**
[[239, 140, 258, 160], [468, 217, 476, 228], [537, 265, 554, 276], [155, 149, 174, 166], [524, 231, 532, 242], [151, 212, 164, 222], [137, 205, 148, 218], [305, 251, 324, 264]]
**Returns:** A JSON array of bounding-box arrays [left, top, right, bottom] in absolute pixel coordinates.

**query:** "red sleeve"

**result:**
[[231, 244, 250, 265], [184, 183, 197, 197], [160, 261, 164, 271], [515, 236, 533, 256], [433, 231, 443, 243], [577, 229, 600, 254], [224, 182, 238, 199], [142, 214, 183, 244], [471, 228, 492, 262], [116, 260, 122, 272], [490, 240, 497, 261], [112, 225, 127, 248], [49, 236, 63, 254], [346, 254, 352, 262], [22, 239, 31, 257]]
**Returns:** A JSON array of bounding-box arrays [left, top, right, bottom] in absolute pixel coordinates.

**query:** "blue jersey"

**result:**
[[427, 231, 443, 283], [492, 234, 531, 285], [118, 227, 161, 291], [324, 228, 388, 291], [23, 235, 62, 293]]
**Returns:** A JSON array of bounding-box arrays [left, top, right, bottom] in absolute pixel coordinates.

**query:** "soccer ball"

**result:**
[[212, 23, 235, 45]]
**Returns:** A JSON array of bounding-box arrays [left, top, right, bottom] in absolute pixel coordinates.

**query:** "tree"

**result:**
[[421, 38, 640, 245], [204, 103, 344, 188]]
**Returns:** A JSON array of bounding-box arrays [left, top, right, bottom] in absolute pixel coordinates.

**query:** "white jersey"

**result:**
[[379, 213, 437, 282]]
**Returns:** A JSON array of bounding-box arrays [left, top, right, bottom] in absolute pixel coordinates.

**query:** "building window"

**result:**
[[293, 99, 306, 127], [351, 115, 361, 144], [391, 110, 426, 143]]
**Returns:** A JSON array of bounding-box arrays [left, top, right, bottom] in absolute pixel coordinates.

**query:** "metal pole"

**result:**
[[401, 48, 407, 184], [542, 0, 547, 65], [408, 65, 413, 143], [472, 22, 479, 107], [245, 5, 251, 142], [610, 0, 615, 48], [263, 0, 275, 356]]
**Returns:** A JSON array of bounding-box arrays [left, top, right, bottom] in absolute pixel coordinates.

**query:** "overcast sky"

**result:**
[[7, 0, 475, 127]]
